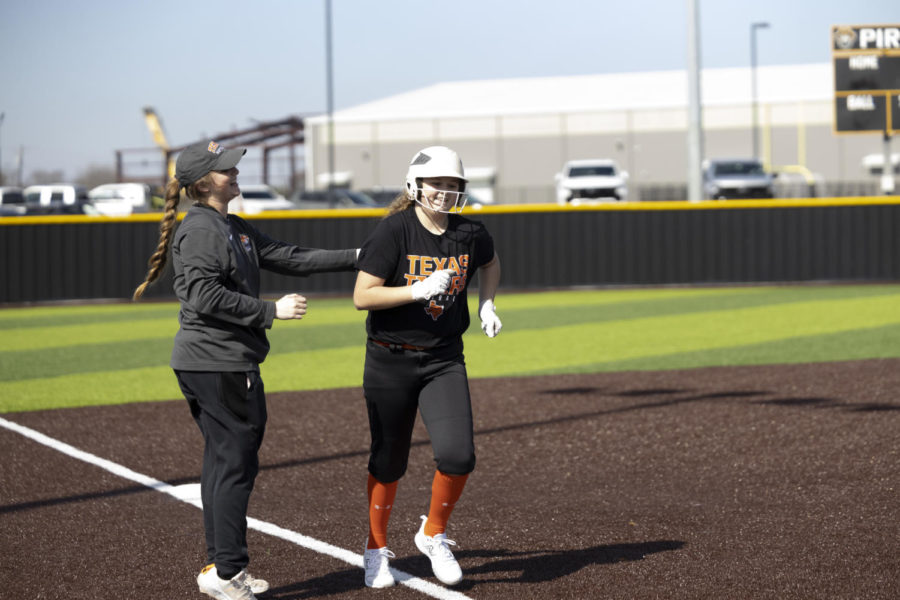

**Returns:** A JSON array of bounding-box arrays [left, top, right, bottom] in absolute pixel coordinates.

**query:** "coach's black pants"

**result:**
[[175, 370, 266, 578], [363, 340, 475, 483]]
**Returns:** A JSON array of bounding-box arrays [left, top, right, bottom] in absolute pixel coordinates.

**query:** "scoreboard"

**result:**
[[832, 24, 900, 134]]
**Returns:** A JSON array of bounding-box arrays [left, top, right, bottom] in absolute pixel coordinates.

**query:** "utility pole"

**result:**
[[686, 0, 704, 201], [750, 22, 770, 160], [325, 0, 336, 207], [16, 146, 24, 186], [0, 112, 5, 186]]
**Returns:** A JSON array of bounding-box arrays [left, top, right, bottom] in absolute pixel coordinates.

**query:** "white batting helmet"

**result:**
[[406, 146, 467, 191], [405, 146, 468, 212]]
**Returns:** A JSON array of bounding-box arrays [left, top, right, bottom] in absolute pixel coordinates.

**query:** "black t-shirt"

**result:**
[[357, 206, 495, 348]]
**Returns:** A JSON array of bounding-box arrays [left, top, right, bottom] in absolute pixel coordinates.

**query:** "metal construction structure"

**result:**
[[116, 114, 305, 188]]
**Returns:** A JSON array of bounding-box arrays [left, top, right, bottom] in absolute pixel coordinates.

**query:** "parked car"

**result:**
[[702, 158, 775, 200], [229, 184, 295, 214], [22, 184, 95, 215], [88, 183, 152, 216], [291, 189, 379, 209], [361, 187, 404, 206], [555, 159, 629, 203], [0, 186, 27, 216]]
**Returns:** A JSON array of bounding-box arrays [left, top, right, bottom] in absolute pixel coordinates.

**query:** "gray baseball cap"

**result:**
[[175, 140, 246, 186]]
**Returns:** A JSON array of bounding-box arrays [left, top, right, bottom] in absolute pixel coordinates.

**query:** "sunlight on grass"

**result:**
[[462, 293, 900, 377], [3, 285, 899, 412]]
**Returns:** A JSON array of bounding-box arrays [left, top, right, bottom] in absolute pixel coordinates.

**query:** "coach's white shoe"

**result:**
[[244, 572, 268, 595], [414, 515, 463, 586], [198, 564, 269, 596], [363, 546, 396, 588], [197, 564, 260, 599]]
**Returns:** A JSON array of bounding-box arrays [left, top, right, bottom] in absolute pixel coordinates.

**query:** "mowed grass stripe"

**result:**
[[559, 323, 900, 375], [0, 287, 727, 340], [0, 288, 737, 352], [3, 286, 900, 412], [486, 286, 767, 309], [0, 284, 801, 337], [5, 285, 894, 349], [2, 300, 894, 413], [0, 297, 366, 332], [0, 305, 368, 352], [0, 338, 174, 382], [4, 287, 897, 381], [462, 294, 900, 378], [0, 322, 369, 382], [484, 285, 900, 316], [495, 285, 900, 332], [0, 365, 184, 412], [0, 347, 367, 412], [2, 317, 181, 352], [0, 303, 177, 329]]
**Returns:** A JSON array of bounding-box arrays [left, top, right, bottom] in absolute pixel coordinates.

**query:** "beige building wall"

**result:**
[[308, 97, 884, 202]]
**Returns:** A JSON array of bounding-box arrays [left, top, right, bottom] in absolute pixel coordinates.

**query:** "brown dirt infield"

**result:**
[[2, 359, 899, 599]]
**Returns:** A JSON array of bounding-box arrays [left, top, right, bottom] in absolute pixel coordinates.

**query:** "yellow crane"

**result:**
[[142, 107, 175, 180]]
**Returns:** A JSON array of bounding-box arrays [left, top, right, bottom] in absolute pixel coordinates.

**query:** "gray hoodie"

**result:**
[[170, 203, 357, 371]]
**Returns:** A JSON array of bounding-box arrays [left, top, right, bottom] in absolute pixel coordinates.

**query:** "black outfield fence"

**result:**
[[1, 198, 899, 305]]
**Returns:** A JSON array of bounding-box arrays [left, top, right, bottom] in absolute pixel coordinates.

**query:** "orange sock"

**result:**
[[424, 470, 469, 537], [367, 474, 398, 550]]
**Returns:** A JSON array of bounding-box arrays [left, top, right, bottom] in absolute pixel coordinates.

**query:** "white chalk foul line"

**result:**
[[0, 416, 473, 600]]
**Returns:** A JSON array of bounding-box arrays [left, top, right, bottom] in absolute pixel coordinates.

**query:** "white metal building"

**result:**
[[305, 63, 887, 201]]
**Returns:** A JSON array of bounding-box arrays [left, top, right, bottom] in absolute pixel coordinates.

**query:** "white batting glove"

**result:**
[[410, 269, 455, 302], [479, 299, 502, 338]]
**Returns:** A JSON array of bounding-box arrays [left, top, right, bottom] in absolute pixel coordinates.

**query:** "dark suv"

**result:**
[[702, 159, 775, 200]]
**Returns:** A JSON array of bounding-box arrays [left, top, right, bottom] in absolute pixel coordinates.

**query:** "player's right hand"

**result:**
[[275, 293, 308, 320], [410, 269, 455, 302]]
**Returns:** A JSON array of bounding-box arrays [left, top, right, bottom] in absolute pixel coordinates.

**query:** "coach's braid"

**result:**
[[133, 179, 182, 300], [133, 175, 216, 300]]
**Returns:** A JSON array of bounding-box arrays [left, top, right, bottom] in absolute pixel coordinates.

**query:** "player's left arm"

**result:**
[[477, 252, 502, 337]]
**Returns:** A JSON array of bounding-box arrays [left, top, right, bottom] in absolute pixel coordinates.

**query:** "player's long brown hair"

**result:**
[[385, 189, 414, 217], [132, 175, 212, 300]]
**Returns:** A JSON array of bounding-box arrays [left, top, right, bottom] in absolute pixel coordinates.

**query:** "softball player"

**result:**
[[353, 146, 502, 588], [134, 140, 358, 600]]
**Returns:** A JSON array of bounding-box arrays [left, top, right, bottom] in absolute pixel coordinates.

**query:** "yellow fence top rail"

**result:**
[[2, 196, 899, 225]]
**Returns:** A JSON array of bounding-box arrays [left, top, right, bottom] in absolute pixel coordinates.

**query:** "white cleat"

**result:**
[[414, 515, 463, 586], [364, 546, 396, 588]]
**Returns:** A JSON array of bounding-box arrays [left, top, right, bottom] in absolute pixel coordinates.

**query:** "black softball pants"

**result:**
[[175, 369, 266, 579], [363, 339, 475, 483]]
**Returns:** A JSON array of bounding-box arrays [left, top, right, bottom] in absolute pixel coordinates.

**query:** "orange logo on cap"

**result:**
[[207, 141, 219, 153]]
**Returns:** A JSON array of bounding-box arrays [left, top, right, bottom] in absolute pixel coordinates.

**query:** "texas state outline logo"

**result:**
[[405, 254, 469, 321]]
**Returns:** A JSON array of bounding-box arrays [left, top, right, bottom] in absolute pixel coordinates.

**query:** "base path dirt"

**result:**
[[2, 359, 899, 599]]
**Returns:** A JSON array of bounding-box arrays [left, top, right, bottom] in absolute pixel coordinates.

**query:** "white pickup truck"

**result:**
[[555, 159, 629, 204]]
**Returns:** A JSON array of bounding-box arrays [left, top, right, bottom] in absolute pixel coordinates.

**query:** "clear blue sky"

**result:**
[[0, 0, 897, 183]]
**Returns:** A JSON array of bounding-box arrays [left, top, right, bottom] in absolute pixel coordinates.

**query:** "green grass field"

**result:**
[[2, 284, 900, 413]]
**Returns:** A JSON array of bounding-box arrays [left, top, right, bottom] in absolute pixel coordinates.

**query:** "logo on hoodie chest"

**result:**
[[239, 234, 253, 254]]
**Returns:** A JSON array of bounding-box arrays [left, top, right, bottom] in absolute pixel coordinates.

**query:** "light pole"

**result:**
[[325, 0, 335, 206], [686, 0, 704, 202], [0, 112, 5, 186], [750, 22, 769, 161]]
